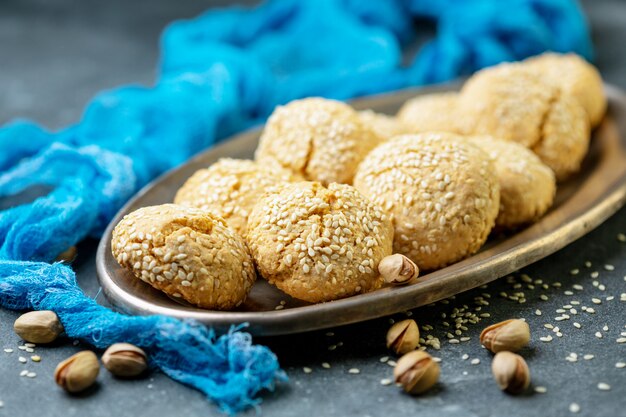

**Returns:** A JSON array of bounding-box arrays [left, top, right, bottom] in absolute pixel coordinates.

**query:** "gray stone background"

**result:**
[[0, 1, 625, 416]]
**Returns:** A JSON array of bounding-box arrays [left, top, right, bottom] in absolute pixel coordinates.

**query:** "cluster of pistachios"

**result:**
[[385, 317, 533, 396], [53, 343, 148, 393], [13, 310, 148, 394], [480, 319, 532, 394], [385, 319, 440, 394]]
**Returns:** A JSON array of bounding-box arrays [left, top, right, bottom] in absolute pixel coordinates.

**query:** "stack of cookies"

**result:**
[[111, 53, 606, 309]]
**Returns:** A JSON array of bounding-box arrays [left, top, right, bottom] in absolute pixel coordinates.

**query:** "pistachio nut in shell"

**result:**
[[386, 319, 420, 355], [393, 350, 440, 394], [14, 310, 64, 344], [54, 351, 100, 393], [378, 254, 419, 285], [480, 319, 530, 353], [102, 343, 148, 377], [491, 351, 531, 394]]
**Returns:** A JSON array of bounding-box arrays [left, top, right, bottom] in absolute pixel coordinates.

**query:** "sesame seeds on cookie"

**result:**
[[246, 181, 394, 303], [174, 158, 299, 236], [111, 204, 256, 310], [255, 97, 383, 185], [354, 132, 500, 271]]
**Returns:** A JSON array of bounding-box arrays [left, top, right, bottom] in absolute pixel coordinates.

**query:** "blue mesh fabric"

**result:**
[[0, 0, 591, 413]]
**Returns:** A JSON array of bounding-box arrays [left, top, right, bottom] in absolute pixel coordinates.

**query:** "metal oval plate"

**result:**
[[96, 83, 626, 336]]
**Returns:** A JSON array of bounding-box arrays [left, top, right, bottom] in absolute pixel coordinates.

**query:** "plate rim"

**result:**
[[96, 82, 626, 335]]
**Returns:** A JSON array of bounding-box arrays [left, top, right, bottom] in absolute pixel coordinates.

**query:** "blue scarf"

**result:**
[[0, 0, 591, 413]]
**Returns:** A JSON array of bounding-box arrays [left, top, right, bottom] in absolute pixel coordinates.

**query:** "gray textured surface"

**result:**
[[1, 1, 625, 416]]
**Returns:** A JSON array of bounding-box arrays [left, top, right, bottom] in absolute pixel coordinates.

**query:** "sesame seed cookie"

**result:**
[[246, 181, 394, 303], [396, 92, 467, 134], [524, 53, 606, 127], [255, 98, 383, 185], [459, 63, 590, 180], [111, 204, 256, 310], [466, 136, 556, 230], [354, 133, 500, 271], [174, 158, 299, 236], [358, 110, 409, 140]]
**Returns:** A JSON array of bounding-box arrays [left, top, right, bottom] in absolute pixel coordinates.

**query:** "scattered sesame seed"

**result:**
[[615, 362, 625, 368], [540, 336, 553, 342], [592, 298, 602, 305], [583, 354, 594, 360], [321, 362, 331, 369], [30, 355, 41, 362], [540, 295, 549, 301], [19, 370, 28, 377], [18, 357, 27, 363], [569, 403, 580, 413], [535, 309, 542, 316], [387, 360, 397, 367], [380, 378, 393, 386], [570, 269, 579, 275], [535, 386, 547, 394], [3, 349, 13, 353], [470, 358, 480, 365], [617, 233, 626, 242], [462, 354, 469, 360], [597, 382, 611, 391], [595, 332, 603, 339], [26, 372, 36, 378], [303, 367, 312, 374], [617, 337, 626, 344], [348, 368, 360, 374]]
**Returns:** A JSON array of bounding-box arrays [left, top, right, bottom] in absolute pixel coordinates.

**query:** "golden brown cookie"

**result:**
[[255, 98, 382, 185], [354, 133, 500, 270], [531, 93, 589, 181], [111, 204, 256, 310], [358, 110, 409, 140], [524, 53, 606, 127], [396, 92, 467, 134], [246, 181, 394, 303], [459, 63, 590, 180], [174, 158, 298, 236], [466, 136, 556, 229]]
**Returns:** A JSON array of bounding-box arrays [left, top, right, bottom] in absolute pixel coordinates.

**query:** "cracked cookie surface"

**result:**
[[174, 158, 299, 236], [459, 63, 590, 180], [255, 98, 383, 185], [112, 204, 256, 310], [246, 181, 393, 303], [354, 132, 500, 271]]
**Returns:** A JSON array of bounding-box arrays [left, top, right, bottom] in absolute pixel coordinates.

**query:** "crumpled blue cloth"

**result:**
[[0, 0, 591, 413]]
